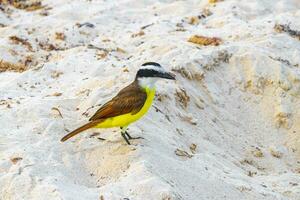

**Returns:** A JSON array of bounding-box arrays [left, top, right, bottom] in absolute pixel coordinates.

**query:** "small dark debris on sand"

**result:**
[[1, 0, 44, 11], [0, 60, 27, 72], [10, 157, 23, 164], [76, 22, 95, 28], [175, 88, 190, 109], [188, 35, 222, 46], [274, 24, 300, 40], [175, 148, 193, 158], [9, 35, 33, 51]]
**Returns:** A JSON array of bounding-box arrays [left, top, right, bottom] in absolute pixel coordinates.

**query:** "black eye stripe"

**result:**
[[141, 62, 161, 67], [136, 69, 161, 78]]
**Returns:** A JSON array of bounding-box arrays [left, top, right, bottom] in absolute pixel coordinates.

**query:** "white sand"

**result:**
[[0, 0, 300, 199]]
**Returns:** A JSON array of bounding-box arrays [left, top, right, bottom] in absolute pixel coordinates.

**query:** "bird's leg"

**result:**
[[125, 131, 133, 139], [120, 127, 143, 140], [124, 131, 143, 140], [120, 127, 131, 145], [120, 127, 143, 144], [121, 132, 131, 145]]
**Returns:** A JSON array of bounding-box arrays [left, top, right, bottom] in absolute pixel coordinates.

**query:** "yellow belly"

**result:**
[[94, 87, 155, 128]]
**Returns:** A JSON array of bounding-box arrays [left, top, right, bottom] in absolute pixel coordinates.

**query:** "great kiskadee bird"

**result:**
[[60, 62, 175, 145]]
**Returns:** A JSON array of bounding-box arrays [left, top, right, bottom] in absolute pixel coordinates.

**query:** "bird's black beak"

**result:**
[[158, 72, 176, 80]]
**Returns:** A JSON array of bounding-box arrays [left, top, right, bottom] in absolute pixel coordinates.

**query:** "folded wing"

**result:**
[[89, 81, 147, 121]]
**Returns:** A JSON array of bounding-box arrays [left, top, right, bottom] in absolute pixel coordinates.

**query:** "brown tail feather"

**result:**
[[61, 119, 104, 142]]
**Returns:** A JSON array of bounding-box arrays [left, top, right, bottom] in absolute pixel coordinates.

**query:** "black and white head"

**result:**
[[136, 62, 175, 88]]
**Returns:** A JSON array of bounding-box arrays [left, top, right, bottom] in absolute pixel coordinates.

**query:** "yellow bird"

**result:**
[[61, 62, 175, 144]]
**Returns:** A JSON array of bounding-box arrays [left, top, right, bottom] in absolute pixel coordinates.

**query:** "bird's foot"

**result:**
[[121, 131, 144, 145], [125, 131, 144, 140]]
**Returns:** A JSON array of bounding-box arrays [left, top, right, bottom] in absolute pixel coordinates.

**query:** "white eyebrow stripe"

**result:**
[[140, 65, 165, 73]]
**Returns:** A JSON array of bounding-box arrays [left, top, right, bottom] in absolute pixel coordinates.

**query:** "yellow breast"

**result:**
[[95, 87, 156, 128]]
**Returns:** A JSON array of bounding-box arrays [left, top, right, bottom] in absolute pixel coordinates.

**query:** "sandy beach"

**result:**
[[0, 0, 300, 199]]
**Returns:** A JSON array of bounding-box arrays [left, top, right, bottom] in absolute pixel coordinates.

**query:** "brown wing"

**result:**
[[89, 81, 147, 121]]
